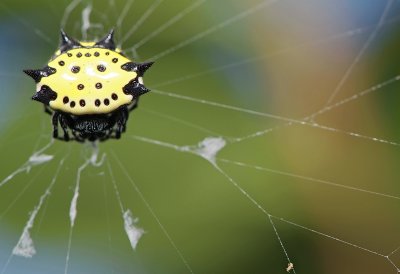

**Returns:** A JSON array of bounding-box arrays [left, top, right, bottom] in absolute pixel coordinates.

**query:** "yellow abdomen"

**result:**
[[41, 48, 136, 115]]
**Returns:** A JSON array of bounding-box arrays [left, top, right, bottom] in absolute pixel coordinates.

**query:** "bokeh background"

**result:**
[[0, 0, 399, 273]]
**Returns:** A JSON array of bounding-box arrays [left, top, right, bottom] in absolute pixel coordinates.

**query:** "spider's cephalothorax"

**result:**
[[24, 29, 153, 142]]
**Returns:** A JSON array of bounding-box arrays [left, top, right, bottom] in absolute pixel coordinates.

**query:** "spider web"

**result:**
[[0, 0, 400, 273]]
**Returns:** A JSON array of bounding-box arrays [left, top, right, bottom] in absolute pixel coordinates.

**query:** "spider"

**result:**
[[24, 29, 153, 142]]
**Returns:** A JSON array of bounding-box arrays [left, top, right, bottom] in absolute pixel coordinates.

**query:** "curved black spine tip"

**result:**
[[24, 69, 42, 83], [137, 62, 154, 77], [60, 29, 81, 53], [24, 66, 56, 83], [32, 85, 58, 105], [123, 79, 150, 98], [121, 61, 154, 77], [95, 29, 116, 50]]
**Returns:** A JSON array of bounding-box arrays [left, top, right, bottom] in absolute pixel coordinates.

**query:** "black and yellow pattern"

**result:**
[[23, 30, 153, 142]]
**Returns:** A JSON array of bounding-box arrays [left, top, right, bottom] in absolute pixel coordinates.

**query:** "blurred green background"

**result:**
[[0, 0, 400, 273]]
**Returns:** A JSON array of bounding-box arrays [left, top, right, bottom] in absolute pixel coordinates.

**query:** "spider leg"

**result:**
[[114, 107, 129, 139], [52, 112, 59, 139], [108, 131, 124, 140], [115, 124, 122, 139], [71, 130, 85, 143], [121, 107, 129, 132], [99, 129, 113, 142], [58, 113, 70, 142], [52, 114, 73, 142]]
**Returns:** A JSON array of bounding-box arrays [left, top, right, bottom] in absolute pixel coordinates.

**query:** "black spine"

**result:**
[[32, 85, 58, 105], [94, 29, 116, 50], [60, 29, 81, 53]]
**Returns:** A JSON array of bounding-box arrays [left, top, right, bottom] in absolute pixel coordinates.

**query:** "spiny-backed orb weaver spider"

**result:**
[[24, 30, 153, 142]]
